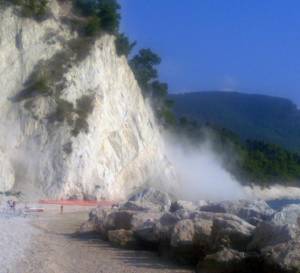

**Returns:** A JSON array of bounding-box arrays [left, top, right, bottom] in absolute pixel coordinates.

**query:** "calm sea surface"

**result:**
[[267, 199, 300, 210]]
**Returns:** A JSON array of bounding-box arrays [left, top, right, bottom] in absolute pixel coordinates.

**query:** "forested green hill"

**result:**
[[170, 91, 300, 153]]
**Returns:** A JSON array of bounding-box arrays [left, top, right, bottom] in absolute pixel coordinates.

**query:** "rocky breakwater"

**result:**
[[81, 187, 300, 273]]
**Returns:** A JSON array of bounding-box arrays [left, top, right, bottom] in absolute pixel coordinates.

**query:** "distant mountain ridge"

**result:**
[[170, 91, 300, 153]]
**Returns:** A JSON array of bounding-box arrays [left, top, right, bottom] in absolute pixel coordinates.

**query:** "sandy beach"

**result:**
[[0, 204, 193, 273]]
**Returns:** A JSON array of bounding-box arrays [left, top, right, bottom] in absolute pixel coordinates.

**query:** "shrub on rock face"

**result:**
[[96, 0, 120, 34], [85, 16, 101, 36], [74, 0, 121, 34], [129, 48, 161, 91], [74, 0, 98, 16], [5, 0, 49, 20], [115, 33, 136, 57], [72, 94, 95, 136]]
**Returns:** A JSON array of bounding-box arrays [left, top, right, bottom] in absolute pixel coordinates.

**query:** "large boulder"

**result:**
[[201, 200, 274, 225], [211, 214, 255, 251], [249, 222, 297, 250], [197, 248, 246, 273], [272, 204, 300, 226], [87, 207, 113, 236], [104, 210, 135, 230], [171, 219, 195, 247], [249, 221, 300, 272], [153, 212, 181, 258], [193, 218, 213, 250], [134, 219, 159, 246], [261, 241, 300, 272], [128, 187, 172, 212], [79, 221, 96, 234], [170, 219, 196, 263], [196, 249, 286, 273], [154, 212, 181, 240], [108, 229, 137, 248]]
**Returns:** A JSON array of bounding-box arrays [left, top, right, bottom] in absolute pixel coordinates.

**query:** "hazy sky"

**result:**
[[119, 0, 300, 105]]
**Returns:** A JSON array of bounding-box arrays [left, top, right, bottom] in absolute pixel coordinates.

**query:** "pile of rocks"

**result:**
[[81, 188, 300, 273]]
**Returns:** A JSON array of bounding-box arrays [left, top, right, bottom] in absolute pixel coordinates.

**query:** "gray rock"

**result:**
[[170, 200, 208, 212], [249, 221, 297, 250], [155, 212, 181, 240], [201, 200, 274, 225], [108, 229, 137, 248], [211, 214, 255, 251], [261, 240, 300, 272], [238, 200, 274, 225], [249, 221, 300, 272], [78, 221, 96, 234], [272, 204, 300, 226], [128, 187, 172, 212], [171, 209, 217, 222], [171, 219, 195, 247], [135, 220, 159, 244], [170, 219, 199, 264], [119, 201, 152, 212], [131, 212, 161, 228], [197, 248, 246, 273], [193, 218, 213, 245], [88, 207, 112, 236], [105, 210, 135, 230]]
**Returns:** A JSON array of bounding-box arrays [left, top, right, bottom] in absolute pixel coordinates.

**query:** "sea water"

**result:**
[[267, 199, 300, 210]]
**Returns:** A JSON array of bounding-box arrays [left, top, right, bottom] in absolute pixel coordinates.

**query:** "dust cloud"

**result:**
[[163, 132, 247, 202]]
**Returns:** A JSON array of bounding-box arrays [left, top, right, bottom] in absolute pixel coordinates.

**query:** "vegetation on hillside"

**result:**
[[129, 49, 176, 125], [1, 0, 49, 20], [74, 0, 121, 35], [170, 92, 300, 153], [115, 33, 136, 57]]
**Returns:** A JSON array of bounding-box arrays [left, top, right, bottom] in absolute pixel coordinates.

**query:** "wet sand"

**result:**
[[11, 205, 194, 273]]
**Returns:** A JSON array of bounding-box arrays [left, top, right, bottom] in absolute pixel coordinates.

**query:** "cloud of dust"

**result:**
[[163, 132, 247, 202]]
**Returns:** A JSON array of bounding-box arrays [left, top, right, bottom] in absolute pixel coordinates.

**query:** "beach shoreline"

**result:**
[[1, 204, 192, 273]]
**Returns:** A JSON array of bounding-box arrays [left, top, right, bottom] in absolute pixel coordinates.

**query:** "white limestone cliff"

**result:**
[[0, 1, 175, 200]]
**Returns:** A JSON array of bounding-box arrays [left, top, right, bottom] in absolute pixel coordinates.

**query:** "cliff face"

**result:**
[[0, 1, 174, 200]]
